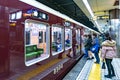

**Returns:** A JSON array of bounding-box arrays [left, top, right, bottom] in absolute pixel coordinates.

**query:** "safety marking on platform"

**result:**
[[76, 60, 94, 80], [88, 63, 101, 80], [77, 57, 120, 80]]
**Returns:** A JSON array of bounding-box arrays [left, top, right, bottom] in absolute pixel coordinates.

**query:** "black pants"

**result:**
[[105, 58, 115, 76], [94, 47, 100, 63], [72, 45, 76, 56]]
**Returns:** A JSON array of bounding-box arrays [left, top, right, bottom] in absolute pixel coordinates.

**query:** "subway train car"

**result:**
[[0, 0, 98, 79]]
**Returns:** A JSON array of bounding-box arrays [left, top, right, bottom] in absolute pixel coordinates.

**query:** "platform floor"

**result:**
[[63, 58, 120, 80], [63, 56, 87, 80]]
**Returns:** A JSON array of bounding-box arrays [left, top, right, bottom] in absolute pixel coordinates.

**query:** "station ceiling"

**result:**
[[36, 0, 99, 32], [74, 0, 119, 32], [74, 0, 118, 17]]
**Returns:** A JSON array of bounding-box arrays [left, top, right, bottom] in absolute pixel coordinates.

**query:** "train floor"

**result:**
[[63, 56, 120, 80]]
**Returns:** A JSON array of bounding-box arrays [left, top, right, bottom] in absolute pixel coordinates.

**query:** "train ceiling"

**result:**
[[36, 0, 99, 32]]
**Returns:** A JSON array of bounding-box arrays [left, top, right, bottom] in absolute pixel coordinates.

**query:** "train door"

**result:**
[[25, 19, 50, 66], [51, 25, 64, 56], [76, 29, 81, 54], [65, 28, 72, 50]]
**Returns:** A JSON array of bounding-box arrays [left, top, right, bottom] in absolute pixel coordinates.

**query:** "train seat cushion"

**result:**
[[26, 45, 44, 58]]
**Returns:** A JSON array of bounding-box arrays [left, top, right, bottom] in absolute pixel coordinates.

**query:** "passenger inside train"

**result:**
[[65, 35, 70, 47]]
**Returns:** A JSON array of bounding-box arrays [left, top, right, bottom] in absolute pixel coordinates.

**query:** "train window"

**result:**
[[76, 29, 81, 53], [16, 11, 22, 19], [25, 19, 50, 66], [51, 26, 64, 55], [11, 13, 16, 20], [65, 28, 72, 50], [33, 10, 38, 17]]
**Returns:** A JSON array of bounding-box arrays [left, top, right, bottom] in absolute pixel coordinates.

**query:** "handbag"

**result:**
[[102, 62, 106, 69], [90, 44, 99, 53]]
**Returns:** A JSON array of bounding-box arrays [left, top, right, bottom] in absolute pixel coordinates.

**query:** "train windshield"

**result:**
[[25, 19, 50, 66]]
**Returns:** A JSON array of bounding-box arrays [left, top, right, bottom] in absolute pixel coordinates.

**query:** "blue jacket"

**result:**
[[93, 37, 100, 47]]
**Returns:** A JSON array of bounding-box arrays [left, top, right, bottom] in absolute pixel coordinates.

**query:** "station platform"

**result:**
[[63, 57, 120, 80]]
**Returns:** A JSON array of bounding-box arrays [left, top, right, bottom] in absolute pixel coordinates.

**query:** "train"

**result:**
[[0, 0, 99, 79]]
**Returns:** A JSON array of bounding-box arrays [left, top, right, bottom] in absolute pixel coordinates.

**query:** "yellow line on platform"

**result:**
[[17, 55, 66, 80], [88, 63, 101, 80]]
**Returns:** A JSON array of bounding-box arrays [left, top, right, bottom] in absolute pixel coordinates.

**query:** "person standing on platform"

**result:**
[[66, 35, 72, 58], [82, 34, 89, 58], [84, 34, 94, 60], [92, 33, 100, 63], [101, 33, 117, 78]]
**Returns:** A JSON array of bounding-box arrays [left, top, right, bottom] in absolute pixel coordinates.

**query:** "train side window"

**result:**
[[65, 28, 72, 50], [51, 26, 64, 56], [25, 19, 50, 66]]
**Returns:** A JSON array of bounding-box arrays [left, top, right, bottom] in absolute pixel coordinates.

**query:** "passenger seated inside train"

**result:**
[[65, 36, 70, 47], [52, 38, 62, 52], [56, 38, 62, 52]]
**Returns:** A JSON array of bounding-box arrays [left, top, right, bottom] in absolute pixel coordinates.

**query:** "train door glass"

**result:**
[[51, 26, 64, 55], [76, 29, 80, 53], [25, 19, 50, 66], [65, 28, 72, 50]]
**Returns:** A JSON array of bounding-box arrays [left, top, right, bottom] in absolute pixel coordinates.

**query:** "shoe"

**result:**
[[104, 75, 112, 78], [67, 54, 72, 58], [87, 57, 91, 60], [111, 74, 115, 77]]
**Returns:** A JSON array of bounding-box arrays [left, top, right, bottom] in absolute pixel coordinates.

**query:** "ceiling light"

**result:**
[[82, 0, 102, 32], [82, 0, 94, 17]]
